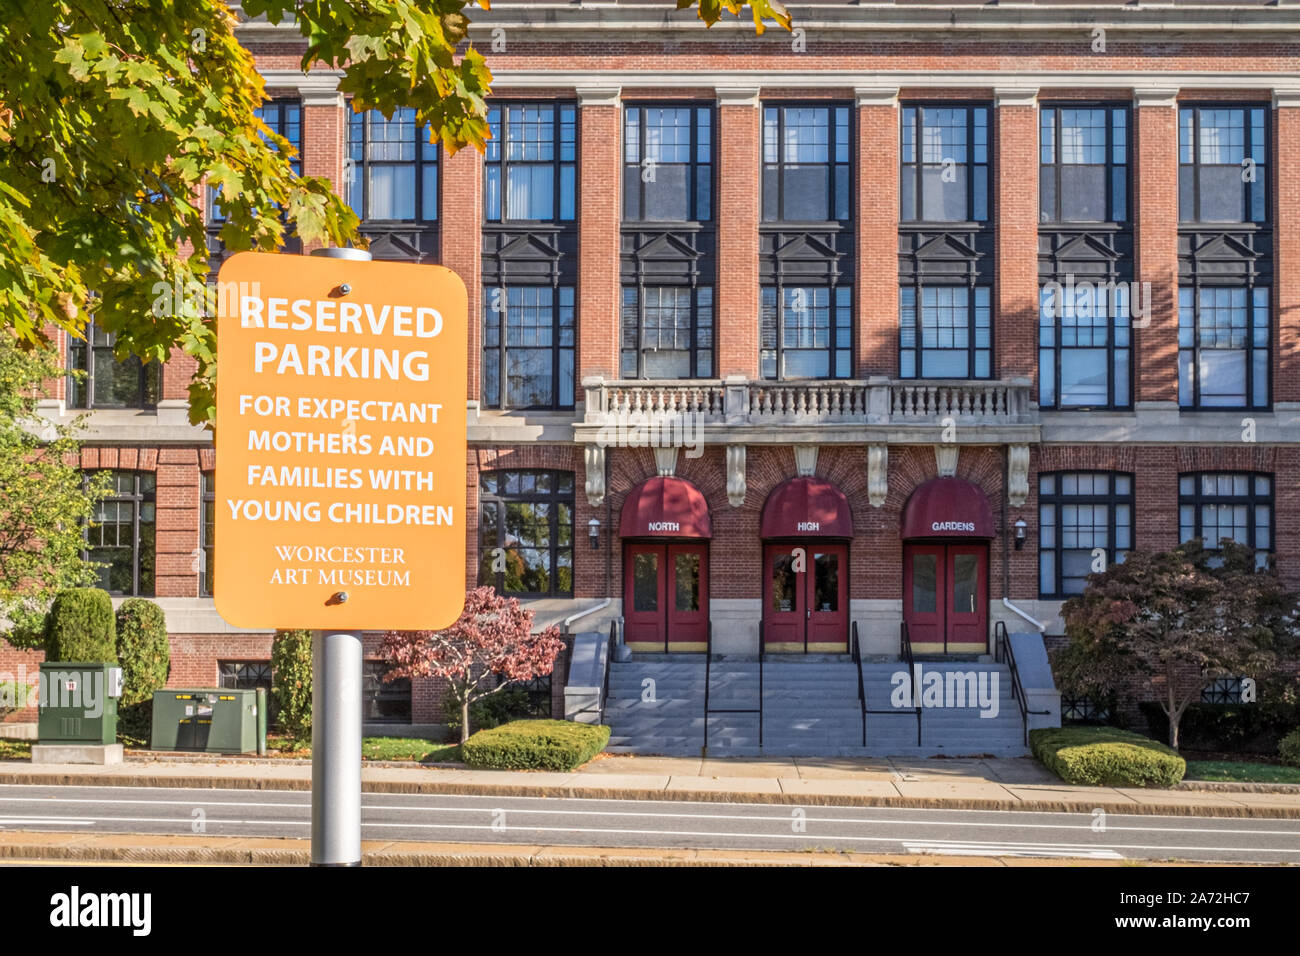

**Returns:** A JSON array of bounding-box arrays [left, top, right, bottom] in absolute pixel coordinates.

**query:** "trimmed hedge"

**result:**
[[1281, 729, 1300, 768], [462, 719, 610, 771], [1140, 700, 1300, 755], [271, 629, 313, 740], [43, 588, 116, 663], [1030, 726, 1186, 788]]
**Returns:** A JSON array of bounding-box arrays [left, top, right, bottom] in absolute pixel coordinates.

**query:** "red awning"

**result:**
[[760, 477, 853, 539], [900, 477, 995, 539], [618, 476, 712, 539]]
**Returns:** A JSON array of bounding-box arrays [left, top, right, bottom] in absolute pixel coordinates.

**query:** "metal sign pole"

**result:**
[[311, 627, 362, 866]]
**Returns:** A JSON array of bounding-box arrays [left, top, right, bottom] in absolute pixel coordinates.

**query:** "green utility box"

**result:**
[[37, 662, 123, 744], [151, 688, 264, 754]]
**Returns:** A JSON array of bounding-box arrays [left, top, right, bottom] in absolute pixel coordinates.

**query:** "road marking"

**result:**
[[903, 839, 1124, 859], [0, 817, 94, 826]]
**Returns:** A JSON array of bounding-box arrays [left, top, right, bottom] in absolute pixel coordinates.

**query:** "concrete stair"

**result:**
[[603, 654, 1030, 757]]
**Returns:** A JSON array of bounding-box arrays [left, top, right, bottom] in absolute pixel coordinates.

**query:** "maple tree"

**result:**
[[380, 585, 565, 743], [1056, 539, 1299, 750], [0, 1, 788, 426]]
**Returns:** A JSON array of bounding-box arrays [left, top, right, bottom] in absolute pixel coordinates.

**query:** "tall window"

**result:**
[[1179, 106, 1268, 224], [478, 470, 574, 597], [200, 472, 215, 598], [901, 105, 989, 222], [482, 286, 575, 409], [621, 287, 713, 379], [762, 105, 850, 222], [207, 100, 301, 236], [68, 321, 161, 410], [485, 103, 576, 222], [346, 108, 438, 222], [1039, 282, 1132, 408], [1179, 473, 1273, 568], [1039, 472, 1134, 598], [624, 105, 712, 222], [899, 286, 991, 379], [362, 661, 412, 723], [761, 286, 851, 379], [86, 470, 155, 596], [1040, 106, 1128, 223], [1178, 286, 1268, 409]]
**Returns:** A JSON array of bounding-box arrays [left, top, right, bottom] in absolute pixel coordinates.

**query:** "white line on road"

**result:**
[[903, 841, 1124, 859]]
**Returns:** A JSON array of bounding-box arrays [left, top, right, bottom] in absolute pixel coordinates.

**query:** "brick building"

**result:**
[[5, 2, 1300, 746]]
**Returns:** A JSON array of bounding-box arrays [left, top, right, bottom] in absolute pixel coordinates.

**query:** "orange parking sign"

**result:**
[[213, 251, 468, 631]]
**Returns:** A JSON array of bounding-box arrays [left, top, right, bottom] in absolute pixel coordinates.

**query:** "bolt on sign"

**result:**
[[213, 252, 467, 631]]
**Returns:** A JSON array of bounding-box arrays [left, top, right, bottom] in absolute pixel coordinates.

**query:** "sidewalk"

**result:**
[[2, 753, 1298, 818]]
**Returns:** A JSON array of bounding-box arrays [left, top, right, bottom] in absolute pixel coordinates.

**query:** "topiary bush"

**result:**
[[462, 719, 610, 771], [1280, 729, 1300, 768], [1030, 726, 1186, 788], [271, 629, 313, 740], [114, 598, 170, 746], [43, 588, 116, 663]]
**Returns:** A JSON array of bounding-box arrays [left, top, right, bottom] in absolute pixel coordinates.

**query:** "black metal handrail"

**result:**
[[994, 620, 1050, 745], [702, 619, 764, 754], [851, 621, 866, 747], [899, 620, 922, 746]]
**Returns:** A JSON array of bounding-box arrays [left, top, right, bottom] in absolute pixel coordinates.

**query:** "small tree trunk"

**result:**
[[460, 697, 470, 745], [1170, 715, 1180, 751]]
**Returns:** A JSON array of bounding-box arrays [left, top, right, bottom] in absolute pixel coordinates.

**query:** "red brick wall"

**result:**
[[1135, 99, 1180, 403], [994, 101, 1039, 382], [856, 100, 899, 377], [716, 96, 760, 378], [1276, 103, 1300, 403], [577, 100, 620, 380]]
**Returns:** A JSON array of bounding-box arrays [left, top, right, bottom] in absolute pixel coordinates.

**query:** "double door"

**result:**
[[902, 543, 988, 653], [623, 543, 708, 652], [762, 543, 848, 653]]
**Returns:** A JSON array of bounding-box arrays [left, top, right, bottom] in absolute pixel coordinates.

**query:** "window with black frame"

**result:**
[[899, 285, 991, 379], [85, 470, 156, 597], [478, 470, 574, 597], [621, 104, 715, 380], [1039, 281, 1132, 409], [481, 286, 575, 409], [346, 107, 438, 223], [67, 321, 161, 410], [1179, 106, 1267, 224], [761, 286, 851, 379], [484, 103, 576, 222], [362, 660, 412, 723], [1040, 106, 1128, 224], [1039, 472, 1134, 599], [901, 105, 989, 224], [1178, 285, 1269, 410], [206, 100, 301, 254], [1178, 473, 1273, 569], [1201, 676, 1247, 705], [762, 105, 850, 222], [200, 472, 215, 598]]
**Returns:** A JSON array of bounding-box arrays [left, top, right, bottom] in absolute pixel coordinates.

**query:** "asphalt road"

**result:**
[[1, 784, 1298, 863]]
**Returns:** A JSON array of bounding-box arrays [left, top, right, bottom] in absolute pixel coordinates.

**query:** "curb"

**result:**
[[2, 771, 1297, 818]]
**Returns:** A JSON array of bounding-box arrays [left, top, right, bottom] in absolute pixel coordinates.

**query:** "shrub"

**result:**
[[1030, 726, 1186, 788], [271, 629, 312, 740], [443, 686, 533, 739], [462, 719, 610, 772], [1139, 699, 1300, 754], [0, 679, 36, 719], [1280, 729, 1300, 768], [114, 599, 169, 706], [43, 588, 116, 663]]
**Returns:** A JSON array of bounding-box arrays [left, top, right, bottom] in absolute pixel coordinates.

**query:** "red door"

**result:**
[[763, 543, 848, 653], [624, 543, 708, 652], [902, 542, 988, 654]]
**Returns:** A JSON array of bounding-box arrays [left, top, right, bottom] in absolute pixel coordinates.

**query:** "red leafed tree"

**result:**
[[381, 586, 565, 743]]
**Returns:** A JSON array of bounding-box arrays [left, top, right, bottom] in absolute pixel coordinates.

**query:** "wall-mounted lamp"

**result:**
[[1014, 518, 1028, 551], [588, 517, 601, 550]]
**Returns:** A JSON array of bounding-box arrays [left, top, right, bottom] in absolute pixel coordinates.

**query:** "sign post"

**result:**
[[214, 248, 468, 866]]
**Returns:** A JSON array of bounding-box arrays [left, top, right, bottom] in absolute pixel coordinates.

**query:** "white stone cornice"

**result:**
[[1133, 87, 1180, 108], [258, 68, 344, 98], [1274, 89, 1300, 109], [576, 86, 621, 107], [855, 87, 899, 108], [994, 87, 1039, 108], [715, 87, 761, 107]]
